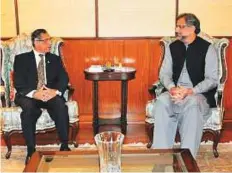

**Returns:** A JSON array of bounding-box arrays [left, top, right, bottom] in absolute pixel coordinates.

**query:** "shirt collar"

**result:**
[[33, 49, 45, 57]]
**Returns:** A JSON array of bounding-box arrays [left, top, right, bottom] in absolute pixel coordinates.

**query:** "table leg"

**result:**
[[121, 80, 128, 134], [92, 81, 99, 135]]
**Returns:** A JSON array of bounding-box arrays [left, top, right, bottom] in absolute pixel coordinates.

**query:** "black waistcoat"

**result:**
[[169, 36, 217, 107]]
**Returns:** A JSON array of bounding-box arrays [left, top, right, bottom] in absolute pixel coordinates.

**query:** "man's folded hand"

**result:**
[[33, 85, 57, 102], [169, 86, 194, 103]]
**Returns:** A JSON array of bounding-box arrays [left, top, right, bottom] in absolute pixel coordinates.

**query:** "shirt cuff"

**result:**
[[193, 87, 200, 94], [167, 83, 175, 91], [26, 90, 36, 98], [56, 90, 62, 96]]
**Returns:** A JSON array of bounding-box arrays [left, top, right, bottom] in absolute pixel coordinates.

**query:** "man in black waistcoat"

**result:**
[[13, 29, 71, 165], [151, 13, 218, 158]]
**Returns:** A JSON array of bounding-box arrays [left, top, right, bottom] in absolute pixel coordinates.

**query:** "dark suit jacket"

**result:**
[[13, 51, 69, 96]]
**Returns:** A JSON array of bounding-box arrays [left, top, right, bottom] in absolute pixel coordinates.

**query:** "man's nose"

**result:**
[[175, 32, 180, 37], [48, 40, 52, 45]]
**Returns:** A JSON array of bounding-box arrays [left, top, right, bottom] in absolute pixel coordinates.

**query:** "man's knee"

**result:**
[[182, 95, 207, 122], [48, 96, 67, 110], [152, 92, 173, 117], [19, 99, 41, 120], [156, 92, 172, 107], [185, 95, 199, 107], [20, 99, 38, 113]]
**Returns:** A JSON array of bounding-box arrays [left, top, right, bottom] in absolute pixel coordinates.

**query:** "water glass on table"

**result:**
[[94, 131, 124, 173]]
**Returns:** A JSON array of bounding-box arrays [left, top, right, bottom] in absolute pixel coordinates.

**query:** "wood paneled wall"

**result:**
[[224, 39, 232, 117], [62, 38, 232, 122]]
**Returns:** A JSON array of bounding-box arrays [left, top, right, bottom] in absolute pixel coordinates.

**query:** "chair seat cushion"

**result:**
[[2, 101, 79, 132], [145, 99, 222, 131]]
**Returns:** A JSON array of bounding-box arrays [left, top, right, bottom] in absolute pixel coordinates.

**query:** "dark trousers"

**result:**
[[15, 95, 69, 155]]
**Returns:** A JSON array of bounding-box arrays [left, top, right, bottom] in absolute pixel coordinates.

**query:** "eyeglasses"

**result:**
[[176, 24, 190, 29], [35, 38, 51, 43]]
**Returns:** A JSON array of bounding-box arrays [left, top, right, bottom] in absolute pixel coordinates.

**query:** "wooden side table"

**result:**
[[84, 67, 136, 134]]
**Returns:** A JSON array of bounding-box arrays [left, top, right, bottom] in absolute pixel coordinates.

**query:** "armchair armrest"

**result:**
[[148, 81, 164, 98], [216, 90, 223, 108], [0, 85, 6, 107], [67, 84, 75, 101], [213, 38, 229, 122]]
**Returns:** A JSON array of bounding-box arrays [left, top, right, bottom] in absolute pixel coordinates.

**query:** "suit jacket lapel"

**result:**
[[45, 53, 50, 77], [29, 51, 37, 75]]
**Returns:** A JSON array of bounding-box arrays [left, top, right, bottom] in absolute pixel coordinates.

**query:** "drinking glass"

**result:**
[[94, 131, 124, 173]]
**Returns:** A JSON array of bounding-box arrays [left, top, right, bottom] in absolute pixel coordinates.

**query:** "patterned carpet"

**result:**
[[196, 144, 232, 172], [1, 143, 232, 172]]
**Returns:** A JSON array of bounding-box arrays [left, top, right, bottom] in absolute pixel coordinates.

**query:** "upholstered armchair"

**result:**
[[0, 33, 79, 159], [145, 33, 229, 158]]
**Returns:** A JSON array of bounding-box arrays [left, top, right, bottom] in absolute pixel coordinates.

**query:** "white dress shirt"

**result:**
[[24, 50, 61, 98], [26, 50, 47, 98]]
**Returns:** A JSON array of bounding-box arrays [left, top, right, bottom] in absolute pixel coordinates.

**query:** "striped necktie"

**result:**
[[37, 54, 45, 89]]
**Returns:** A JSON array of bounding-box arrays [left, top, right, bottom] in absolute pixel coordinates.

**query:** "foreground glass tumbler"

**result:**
[[94, 131, 124, 173]]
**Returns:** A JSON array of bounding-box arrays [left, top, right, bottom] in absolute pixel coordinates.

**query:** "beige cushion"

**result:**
[[145, 100, 222, 131], [2, 101, 79, 132]]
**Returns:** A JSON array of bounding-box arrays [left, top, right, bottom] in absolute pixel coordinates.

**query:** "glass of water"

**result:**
[[94, 131, 124, 173]]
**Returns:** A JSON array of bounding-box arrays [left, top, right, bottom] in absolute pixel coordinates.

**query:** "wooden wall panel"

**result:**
[[147, 40, 162, 97], [123, 40, 153, 113], [224, 39, 232, 113], [62, 39, 232, 122], [62, 39, 161, 122]]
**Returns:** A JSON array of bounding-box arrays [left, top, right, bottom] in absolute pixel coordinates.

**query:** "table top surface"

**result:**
[[84, 66, 136, 73], [23, 148, 200, 172], [84, 67, 136, 81]]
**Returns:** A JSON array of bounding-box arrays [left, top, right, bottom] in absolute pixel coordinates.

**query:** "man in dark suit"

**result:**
[[13, 29, 71, 165]]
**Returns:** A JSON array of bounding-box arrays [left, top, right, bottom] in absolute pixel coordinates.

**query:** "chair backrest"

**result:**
[[159, 32, 229, 107], [1, 33, 64, 107]]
